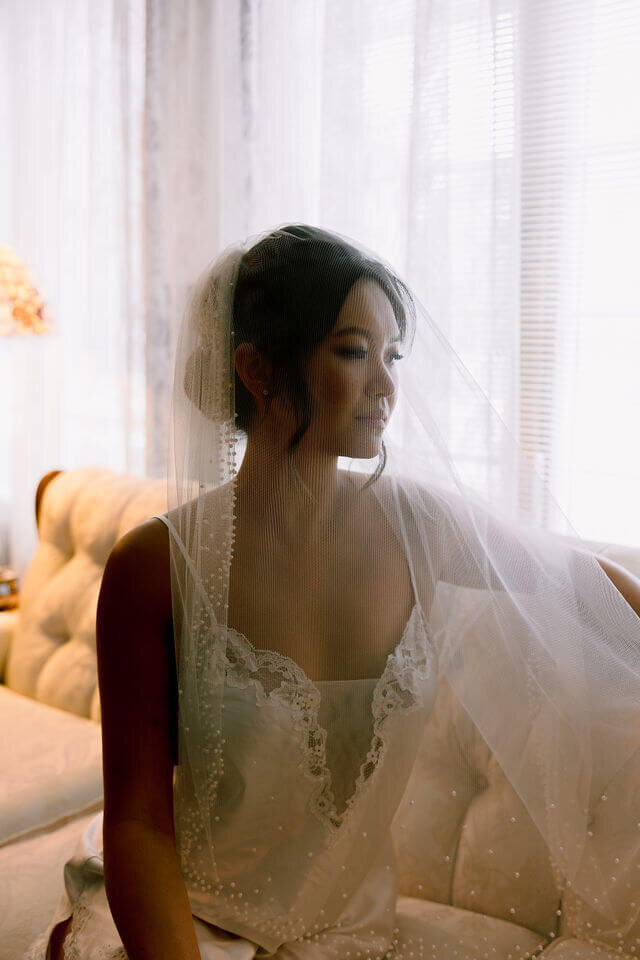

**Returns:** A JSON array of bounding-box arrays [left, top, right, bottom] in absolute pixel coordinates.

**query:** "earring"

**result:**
[[262, 388, 269, 396]]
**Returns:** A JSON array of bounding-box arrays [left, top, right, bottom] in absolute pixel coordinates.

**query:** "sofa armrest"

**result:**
[[0, 609, 18, 682], [0, 470, 60, 686]]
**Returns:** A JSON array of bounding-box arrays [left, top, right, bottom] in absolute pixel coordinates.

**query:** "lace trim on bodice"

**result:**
[[153, 513, 437, 838], [222, 602, 435, 840]]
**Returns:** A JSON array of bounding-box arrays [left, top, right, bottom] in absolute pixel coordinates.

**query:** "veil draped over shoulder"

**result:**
[[163, 224, 640, 959]]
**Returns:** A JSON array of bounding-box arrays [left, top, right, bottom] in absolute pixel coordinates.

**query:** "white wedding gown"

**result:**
[[26, 517, 445, 960]]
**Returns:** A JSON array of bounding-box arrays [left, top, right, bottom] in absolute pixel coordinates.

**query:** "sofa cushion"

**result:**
[[0, 811, 98, 960], [0, 686, 102, 845], [392, 678, 563, 939], [5, 467, 166, 718], [395, 895, 545, 958], [396, 899, 620, 959], [540, 937, 623, 959], [0, 609, 17, 681]]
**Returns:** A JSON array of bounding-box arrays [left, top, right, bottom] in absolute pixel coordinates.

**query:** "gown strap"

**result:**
[[150, 514, 201, 588], [407, 557, 420, 612]]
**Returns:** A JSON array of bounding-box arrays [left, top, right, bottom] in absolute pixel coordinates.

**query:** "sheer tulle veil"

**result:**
[[162, 223, 640, 957]]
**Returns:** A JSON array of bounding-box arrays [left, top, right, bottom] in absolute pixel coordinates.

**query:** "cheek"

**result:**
[[320, 366, 362, 410], [308, 359, 360, 404]]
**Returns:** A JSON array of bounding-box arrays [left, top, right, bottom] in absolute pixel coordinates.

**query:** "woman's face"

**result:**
[[301, 277, 402, 459]]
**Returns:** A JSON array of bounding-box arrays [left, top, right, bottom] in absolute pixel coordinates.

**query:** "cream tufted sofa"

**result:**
[[1, 466, 639, 960], [0, 467, 166, 959]]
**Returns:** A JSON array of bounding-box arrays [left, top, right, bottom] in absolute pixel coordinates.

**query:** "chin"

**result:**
[[340, 435, 383, 460]]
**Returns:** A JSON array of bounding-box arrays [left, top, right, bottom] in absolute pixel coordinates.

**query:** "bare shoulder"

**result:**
[[103, 517, 172, 629]]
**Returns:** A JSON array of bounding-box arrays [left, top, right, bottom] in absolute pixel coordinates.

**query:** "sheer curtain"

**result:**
[[2, 0, 639, 575], [0, 0, 147, 575]]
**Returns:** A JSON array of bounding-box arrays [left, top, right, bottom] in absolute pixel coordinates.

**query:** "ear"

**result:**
[[234, 342, 273, 399]]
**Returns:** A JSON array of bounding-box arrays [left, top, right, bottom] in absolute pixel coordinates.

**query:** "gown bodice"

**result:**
[[152, 513, 439, 955]]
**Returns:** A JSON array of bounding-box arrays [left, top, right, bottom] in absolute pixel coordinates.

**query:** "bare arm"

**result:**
[[432, 481, 640, 618], [416, 482, 640, 611], [420, 484, 544, 592], [97, 521, 201, 960], [595, 554, 640, 617]]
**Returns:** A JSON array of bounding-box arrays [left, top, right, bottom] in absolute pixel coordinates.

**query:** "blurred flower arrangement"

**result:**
[[0, 243, 52, 337]]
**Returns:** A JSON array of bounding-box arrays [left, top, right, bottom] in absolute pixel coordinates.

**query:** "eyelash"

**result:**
[[338, 347, 404, 363]]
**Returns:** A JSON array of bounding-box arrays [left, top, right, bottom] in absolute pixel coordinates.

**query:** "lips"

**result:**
[[355, 415, 387, 426]]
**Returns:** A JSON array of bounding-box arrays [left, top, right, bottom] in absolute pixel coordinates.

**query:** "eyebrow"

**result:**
[[332, 325, 402, 343]]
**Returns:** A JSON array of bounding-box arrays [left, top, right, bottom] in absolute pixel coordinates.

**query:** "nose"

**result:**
[[366, 360, 396, 406]]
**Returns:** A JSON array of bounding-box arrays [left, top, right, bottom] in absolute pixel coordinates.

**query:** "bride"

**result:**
[[37, 224, 640, 960]]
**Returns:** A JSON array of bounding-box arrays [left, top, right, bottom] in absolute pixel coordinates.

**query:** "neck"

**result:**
[[234, 434, 354, 548]]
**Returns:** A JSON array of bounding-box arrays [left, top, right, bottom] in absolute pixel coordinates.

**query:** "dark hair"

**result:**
[[232, 224, 416, 485]]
